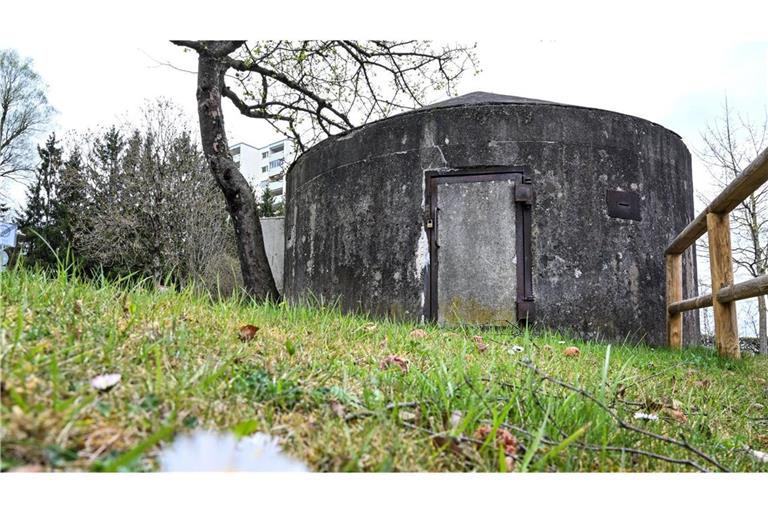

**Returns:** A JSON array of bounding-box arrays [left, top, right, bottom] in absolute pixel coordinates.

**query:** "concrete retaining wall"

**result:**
[[260, 216, 284, 293]]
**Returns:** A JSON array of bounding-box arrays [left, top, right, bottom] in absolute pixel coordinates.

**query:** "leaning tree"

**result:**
[[171, 40, 478, 300]]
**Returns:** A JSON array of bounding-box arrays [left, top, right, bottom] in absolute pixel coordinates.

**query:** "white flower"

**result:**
[[633, 412, 659, 421], [748, 448, 768, 464], [159, 430, 308, 472], [507, 345, 524, 354], [90, 373, 121, 391]]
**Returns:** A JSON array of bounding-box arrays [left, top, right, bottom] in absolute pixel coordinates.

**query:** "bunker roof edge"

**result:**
[[289, 91, 685, 166]]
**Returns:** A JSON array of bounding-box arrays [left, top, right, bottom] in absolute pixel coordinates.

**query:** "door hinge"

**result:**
[[515, 184, 534, 205], [517, 298, 535, 323]]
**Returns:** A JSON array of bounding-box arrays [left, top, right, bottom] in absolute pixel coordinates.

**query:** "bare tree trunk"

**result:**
[[194, 47, 279, 301], [759, 294, 767, 355]]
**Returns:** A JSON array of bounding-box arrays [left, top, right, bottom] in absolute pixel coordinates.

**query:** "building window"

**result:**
[[262, 151, 268, 158], [270, 143, 284, 154], [261, 166, 268, 173], [269, 158, 284, 169]]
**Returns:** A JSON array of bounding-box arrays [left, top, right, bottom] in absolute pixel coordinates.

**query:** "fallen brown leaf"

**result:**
[[473, 424, 519, 456], [694, 379, 710, 389], [328, 399, 346, 418], [363, 322, 377, 333], [380, 355, 409, 372], [496, 428, 519, 457], [473, 335, 489, 353], [563, 346, 580, 357], [409, 328, 428, 339], [474, 424, 492, 440], [663, 407, 688, 423], [645, 399, 664, 413], [238, 324, 259, 341]]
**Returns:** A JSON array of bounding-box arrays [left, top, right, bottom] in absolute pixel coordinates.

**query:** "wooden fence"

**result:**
[[666, 146, 768, 358]]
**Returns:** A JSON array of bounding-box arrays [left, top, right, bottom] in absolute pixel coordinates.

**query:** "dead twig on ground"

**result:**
[[518, 360, 730, 472], [464, 374, 711, 472], [500, 422, 709, 472]]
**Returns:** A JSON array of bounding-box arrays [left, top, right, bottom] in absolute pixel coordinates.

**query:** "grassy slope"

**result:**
[[1, 268, 767, 472]]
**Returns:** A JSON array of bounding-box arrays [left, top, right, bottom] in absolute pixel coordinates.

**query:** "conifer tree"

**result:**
[[16, 133, 65, 266], [258, 187, 276, 217]]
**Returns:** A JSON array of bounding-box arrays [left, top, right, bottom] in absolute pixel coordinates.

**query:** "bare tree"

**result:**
[[171, 40, 478, 301], [697, 98, 768, 354], [69, 99, 238, 287], [0, 49, 53, 198]]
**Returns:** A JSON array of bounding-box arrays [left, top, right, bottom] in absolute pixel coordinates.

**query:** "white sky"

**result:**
[[3, 38, 765, 196], [1, 4, 765, 199], [2, 1, 768, 334]]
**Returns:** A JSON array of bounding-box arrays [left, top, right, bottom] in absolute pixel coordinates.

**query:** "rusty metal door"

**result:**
[[426, 169, 533, 326]]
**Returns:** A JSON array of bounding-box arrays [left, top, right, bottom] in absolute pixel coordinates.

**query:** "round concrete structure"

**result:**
[[284, 92, 699, 345]]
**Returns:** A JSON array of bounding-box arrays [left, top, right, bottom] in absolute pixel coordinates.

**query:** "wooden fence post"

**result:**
[[666, 253, 683, 349], [706, 212, 740, 359]]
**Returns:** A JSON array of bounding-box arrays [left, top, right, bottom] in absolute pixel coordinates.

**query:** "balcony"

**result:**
[[267, 181, 283, 195]]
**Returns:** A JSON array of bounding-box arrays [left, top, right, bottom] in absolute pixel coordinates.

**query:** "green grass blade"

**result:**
[[533, 422, 591, 471]]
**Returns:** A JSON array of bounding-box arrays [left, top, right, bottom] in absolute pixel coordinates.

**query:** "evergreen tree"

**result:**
[[258, 187, 276, 217], [57, 146, 91, 260], [16, 133, 66, 267], [93, 126, 125, 199]]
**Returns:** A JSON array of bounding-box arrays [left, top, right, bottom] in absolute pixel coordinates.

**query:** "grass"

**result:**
[[1, 265, 767, 472]]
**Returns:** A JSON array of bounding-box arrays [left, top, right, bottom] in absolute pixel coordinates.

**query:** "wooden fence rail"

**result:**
[[666, 146, 768, 358]]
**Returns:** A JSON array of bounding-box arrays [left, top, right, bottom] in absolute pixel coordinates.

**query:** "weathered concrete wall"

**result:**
[[260, 217, 284, 293], [284, 92, 699, 346]]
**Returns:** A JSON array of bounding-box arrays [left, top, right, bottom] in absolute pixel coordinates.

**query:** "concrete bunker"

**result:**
[[283, 92, 699, 345]]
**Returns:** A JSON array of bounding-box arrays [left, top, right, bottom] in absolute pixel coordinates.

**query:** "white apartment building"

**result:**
[[229, 138, 294, 204]]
